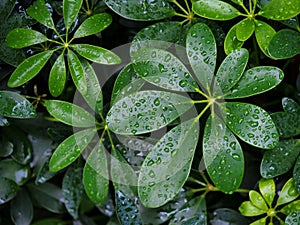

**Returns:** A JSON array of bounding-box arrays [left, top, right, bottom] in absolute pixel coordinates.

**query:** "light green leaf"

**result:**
[[132, 48, 197, 92], [259, 179, 275, 207], [230, 0, 243, 4], [277, 178, 300, 206], [293, 155, 300, 192], [138, 119, 199, 207], [186, 22, 216, 90], [49, 54, 66, 97], [71, 44, 121, 65], [74, 13, 112, 38], [203, 115, 244, 193], [250, 217, 267, 225], [281, 200, 300, 215], [224, 22, 244, 54], [239, 201, 266, 216], [236, 18, 255, 41], [26, 0, 55, 29], [106, 90, 194, 135], [0, 177, 19, 205], [49, 129, 96, 172], [255, 20, 276, 57], [222, 102, 279, 149], [0, 91, 36, 118], [249, 190, 268, 211], [45, 100, 95, 127], [7, 50, 53, 87], [192, 0, 240, 20], [63, 0, 83, 30], [285, 211, 300, 225], [104, 0, 175, 21], [10, 189, 33, 225], [260, 0, 300, 20], [225, 66, 284, 99]]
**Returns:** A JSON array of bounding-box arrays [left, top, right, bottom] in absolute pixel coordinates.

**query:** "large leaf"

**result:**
[[285, 211, 300, 225], [107, 90, 194, 135], [63, 0, 83, 30], [45, 100, 95, 127], [192, 0, 240, 20], [277, 178, 300, 206], [260, 0, 300, 20], [203, 115, 244, 193], [0, 91, 36, 118], [49, 54, 66, 97], [222, 102, 279, 149], [186, 22, 216, 90], [281, 200, 300, 215], [224, 22, 244, 54], [138, 119, 199, 207], [104, 0, 175, 21], [254, 20, 276, 57], [293, 155, 300, 192], [7, 50, 53, 87], [0, 177, 19, 205], [74, 13, 112, 38], [10, 189, 33, 225], [49, 128, 96, 172], [224, 66, 284, 99], [259, 179, 275, 207], [0, 159, 31, 185], [236, 18, 255, 41]]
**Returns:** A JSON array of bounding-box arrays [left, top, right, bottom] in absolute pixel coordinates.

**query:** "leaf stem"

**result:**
[[174, 12, 188, 18], [188, 177, 206, 187], [184, 0, 191, 14], [193, 99, 209, 104], [200, 171, 210, 185], [170, 0, 189, 15], [47, 38, 64, 46], [52, 27, 66, 44], [191, 188, 207, 193], [235, 188, 250, 193], [239, 2, 250, 15], [195, 87, 209, 98], [196, 103, 211, 120]]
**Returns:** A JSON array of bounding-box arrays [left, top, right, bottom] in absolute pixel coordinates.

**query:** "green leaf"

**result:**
[[268, 29, 300, 59], [74, 13, 112, 38], [49, 129, 96, 172], [104, 0, 175, 21], [0, 116, 9, 127], [192, 0, 240, 20], [49, 54, 66, 97], [277, 178, 300, 207], [255, 20, 276, 57], [281, 16, 300, 30], [259, 179, 275, 207], [138, 119, 199, 207], [186, 22, 216, 90], [0, 159, 31, 185], [285, 211, 300, 225], [0, 91, 36, 118], [249, 217, 267, 225], [260, 0, 300, 20], [26, 0, 55, 29], [71, 44, 121, 65], [224, 66, 284, 99], [0, 133, 13, 157], [106, 90, 194, 135], [211, 208, 250, 225], [222, 102, 279, 149], [294, 155, 300, 192], [249, 190, 269, 211], [35, 156, 56, 184], [230, 0, 243, 4], [62, 164, 83, 219], [239, 201, 266, 216], [0, 177, 19, 205], [282, 97, 300, 113], [83, 141, 109, 206], [271, 112, 300, 138], [261, 139, 300, 178], [63, 0, 83, 30], [224, 22, 244, 54], [10, 189, 33, 225], [67, 49, 87, 94], [45, 100, 95, 127], [7, 50, 53, 87], [0, 0, 16, 21], [236, 18, 255, 41], [203, 115, 244, 193], [281, 200, 300, 215], [132, 48, 197, 92], [214, 48, 249, 95], [31, 219, 65, 225]]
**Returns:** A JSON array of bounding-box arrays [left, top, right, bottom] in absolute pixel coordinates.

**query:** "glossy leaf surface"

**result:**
[[249, 190, 268, 211], [259, 179, 275, 207], [261, 0, 300, 20], [0, 177, 19, 205], [0, 159, 30, 185], [238, 201, 266, 216], [10, 189, 33, 225], [255, 20, 276, 57], [281, 200, 300, 215], [49, 54, 66, 97], [26, 0, 55, 28], [236, 18, 255, 41], [293, 156, 300, 192], [224, 22, 244, 54], [286, 211, 300, 225], [277, 178, 299, 206], [63, 0, 83, 30], [210, 208, 250, 225]]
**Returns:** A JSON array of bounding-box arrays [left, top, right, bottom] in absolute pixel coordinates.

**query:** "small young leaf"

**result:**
[[10, 189, 33, 225], [236, 18, 255, 41], [74, 13, 112, 38], [138, 119, 199, 208], [222, 102, 279, 149], [0, 177, 19, 205], [49, 128, 96, 172], [277, 178, 299, 207], [285, 211, 300, 225], [45, 100, 95, 127], [8, 50, 53, 87], [280, 200, 300, 215], [259, 179, 275, 207], [249, 190, 268, 211], [255, 20, 276, 57], [249, 217, 267, 225], [282, 97, 300, 113], [63, 0, 83, 30], [239, 201, 266, 216], [6, 28, 48, 48], [49, 54, 66, 97], [224, 22, 244, 54], [192, 0, 240, 20], [71, 44, 121, 65], [260, 0, 300, 20], [293, 155, 300, 192]]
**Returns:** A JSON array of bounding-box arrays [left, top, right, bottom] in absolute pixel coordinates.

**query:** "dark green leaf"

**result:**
[[282, 97, 300, 113], [222, 102, 279, 149], [203, 115, 244, 193], [277, 178, 299, 206], [224, 22, 244, 54], [271, 112, 300, 138], [211, 208, 250, 225], [236, 18, 255, 41], [104, 0, 175, 21], [49, 54, 66, 97], [49, 128, 96, 172], [0, 42, 25, 67], [7, 50, 53, 87], [138, 119, 199, 207], [64, 0, 83, 30], [293, 155, 300, 192], [0, 159, 31, 185], [259, 179, 275, 207], [0, 116, 9, 127], [260, 0, 300, 20], [285, 211, 300, 225], [31, 219, 65, 225], [45, 100, 95, 127], [238, 201, 266, 216], [10, 189, 33, 225], [0, 91, 36, 118], [0, 177, 19, 205], [107, 90, 194, 135], [74, 13, 112, 38], [280, 200, 300, 215], [35, 155, 56, 184], [254, 20, 276, 57], [0, 0, 16, 21], [281, 16, 300, 30]]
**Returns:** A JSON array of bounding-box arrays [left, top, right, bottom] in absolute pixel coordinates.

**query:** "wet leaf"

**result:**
[[0, 91, 36, 118], [282, 97, 300, 113], [49, 54, 66, 97], [293, 155, 300, 192], [224, 66, 284, 99], [285, 211, 300, 225], [239, 201, 266, 216], [222, 102, 279, 149], [249, 190, 268, 211], [236, 18, 255, 41], [74, 13, 112, 38], [261, 139, 300, 178], [280, 16, 300, 30], [107, 90, 194, 135], [35, 155, 56, 184], [192, 0, 240, 20], [261, 0, 300, 20], [132, 48, 197, 92], [45, 100, 95, 127], [271, 112, 300, 138], [203, 115, 244, 193], [104, 0, 175, 21], [211, 208, 250, 225], [138, 119, 199, 207], [0, 177, 19, 205], [254, 20, 276, 57], [276, 178, 299, 206], [224, 22, 244, 54], [186, 22, 216, 90], [7, 50, 53, 87], [0, 0, 16, 21], [64, 0, 83, 30], [0, 159, 31, 185], [49, 128, 96, 172], [10, 189, 33, 225], [280, 200, 300, 215], [259, 179, 275, 207]]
